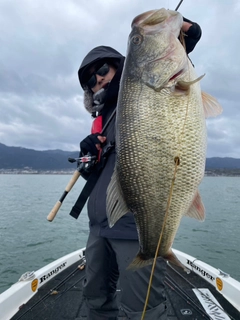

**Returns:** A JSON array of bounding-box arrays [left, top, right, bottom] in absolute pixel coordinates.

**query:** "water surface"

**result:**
[[0, 175, 239, 293]]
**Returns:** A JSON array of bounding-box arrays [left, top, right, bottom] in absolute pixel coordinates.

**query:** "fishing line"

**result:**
[[141, 159, 179, 320], [179, 30, 186, 52]]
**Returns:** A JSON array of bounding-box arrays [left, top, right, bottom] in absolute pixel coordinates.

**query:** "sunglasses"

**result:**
[[86, 63, 110, 89]]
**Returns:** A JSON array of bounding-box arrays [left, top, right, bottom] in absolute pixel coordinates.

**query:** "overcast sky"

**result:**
[[0, 0, 239, 158]]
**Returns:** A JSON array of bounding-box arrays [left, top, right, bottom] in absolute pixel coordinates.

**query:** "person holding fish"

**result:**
[[77, 9, 202, 320]]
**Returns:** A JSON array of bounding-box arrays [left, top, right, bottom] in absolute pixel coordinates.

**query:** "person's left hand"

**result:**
[[80, 133, 106, 157]]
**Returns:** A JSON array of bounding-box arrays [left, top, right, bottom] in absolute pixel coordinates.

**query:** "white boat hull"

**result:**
[[0, 248, 239, 320], [0, 248, 85, 320], [173, 249, 240, 312]]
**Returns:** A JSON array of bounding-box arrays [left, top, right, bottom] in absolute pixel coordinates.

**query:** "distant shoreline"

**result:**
[[1, 170, 240, 177], [0, 170, 75, 175]]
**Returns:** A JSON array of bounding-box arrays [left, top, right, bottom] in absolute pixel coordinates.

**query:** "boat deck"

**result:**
[[11, 257, 239, 320]]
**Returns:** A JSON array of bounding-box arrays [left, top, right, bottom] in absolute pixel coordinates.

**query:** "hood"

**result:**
[[78, 46, 124, 88], [78, 46, 124, 114]]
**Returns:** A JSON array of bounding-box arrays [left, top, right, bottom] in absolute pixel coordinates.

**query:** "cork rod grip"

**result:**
[[47, 170, 81, 221]]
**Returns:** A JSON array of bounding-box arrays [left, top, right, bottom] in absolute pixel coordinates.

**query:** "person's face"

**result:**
[[86, 63, 117, 93]]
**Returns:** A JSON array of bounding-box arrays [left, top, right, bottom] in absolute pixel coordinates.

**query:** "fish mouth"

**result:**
[[169, 69, 183, 81]]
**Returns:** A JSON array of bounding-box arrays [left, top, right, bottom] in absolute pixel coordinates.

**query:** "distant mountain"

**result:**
[[0, 143, 78, 170], [1, 143, 240, 171], [206, 157, 240, 169]]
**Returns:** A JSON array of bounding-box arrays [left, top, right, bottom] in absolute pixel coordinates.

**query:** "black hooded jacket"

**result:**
[[78, 46, 138, 239]]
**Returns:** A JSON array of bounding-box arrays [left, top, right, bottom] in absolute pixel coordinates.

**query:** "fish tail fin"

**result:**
[[127, 254, 154, 270], [127, 250, 190, 274], [164, 249, 190, 273]]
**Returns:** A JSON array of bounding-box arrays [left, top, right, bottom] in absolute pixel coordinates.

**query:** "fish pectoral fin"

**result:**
[[106, 168, 129, 227], [201, 91, 223, 118], [184, 190, 205, 221], [175, 74, 205, 91]]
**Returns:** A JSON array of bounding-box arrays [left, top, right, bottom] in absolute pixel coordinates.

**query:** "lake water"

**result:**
[[0, 174, 240, 294]]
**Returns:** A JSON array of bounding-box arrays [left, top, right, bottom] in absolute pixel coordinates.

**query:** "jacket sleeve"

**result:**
[[183, 17, 202, 54]]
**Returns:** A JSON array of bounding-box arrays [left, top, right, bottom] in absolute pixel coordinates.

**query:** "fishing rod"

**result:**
[[175, 0, 184, 11], [47, 108, 116, 222], [168, 264, 236, 320], [14, 258, 86, 320], [164, 275, 213, 319]]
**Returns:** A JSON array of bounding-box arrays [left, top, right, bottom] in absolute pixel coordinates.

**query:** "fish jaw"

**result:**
[[141, 40, 188, 91], [131, 8, 182, 37], [127, 9, 187, 91]]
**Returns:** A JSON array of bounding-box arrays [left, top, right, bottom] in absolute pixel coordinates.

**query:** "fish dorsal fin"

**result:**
[[201, 91, 223, 118], [106, 168, 129, 227], [185, 190, 205, 221]]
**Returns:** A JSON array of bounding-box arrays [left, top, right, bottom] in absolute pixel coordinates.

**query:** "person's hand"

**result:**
[[80, 133, 106, 157], [181, 21, 192, 32]]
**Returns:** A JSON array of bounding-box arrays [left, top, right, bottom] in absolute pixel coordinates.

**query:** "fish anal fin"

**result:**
[[201, 91, 223, 118], [185, 191, 205, 221], [106, 168, 129, 227]]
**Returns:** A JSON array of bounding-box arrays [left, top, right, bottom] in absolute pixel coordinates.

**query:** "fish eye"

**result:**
[[131, 34, 142, 45]]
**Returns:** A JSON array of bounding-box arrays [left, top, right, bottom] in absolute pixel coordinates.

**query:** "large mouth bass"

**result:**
[[106, 8, 222, 270]]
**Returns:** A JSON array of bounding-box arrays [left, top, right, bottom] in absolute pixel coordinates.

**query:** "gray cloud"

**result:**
[[0, 0, 239, 158]]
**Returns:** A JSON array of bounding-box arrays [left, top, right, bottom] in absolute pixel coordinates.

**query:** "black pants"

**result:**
[[83, 233, 167, 320]]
